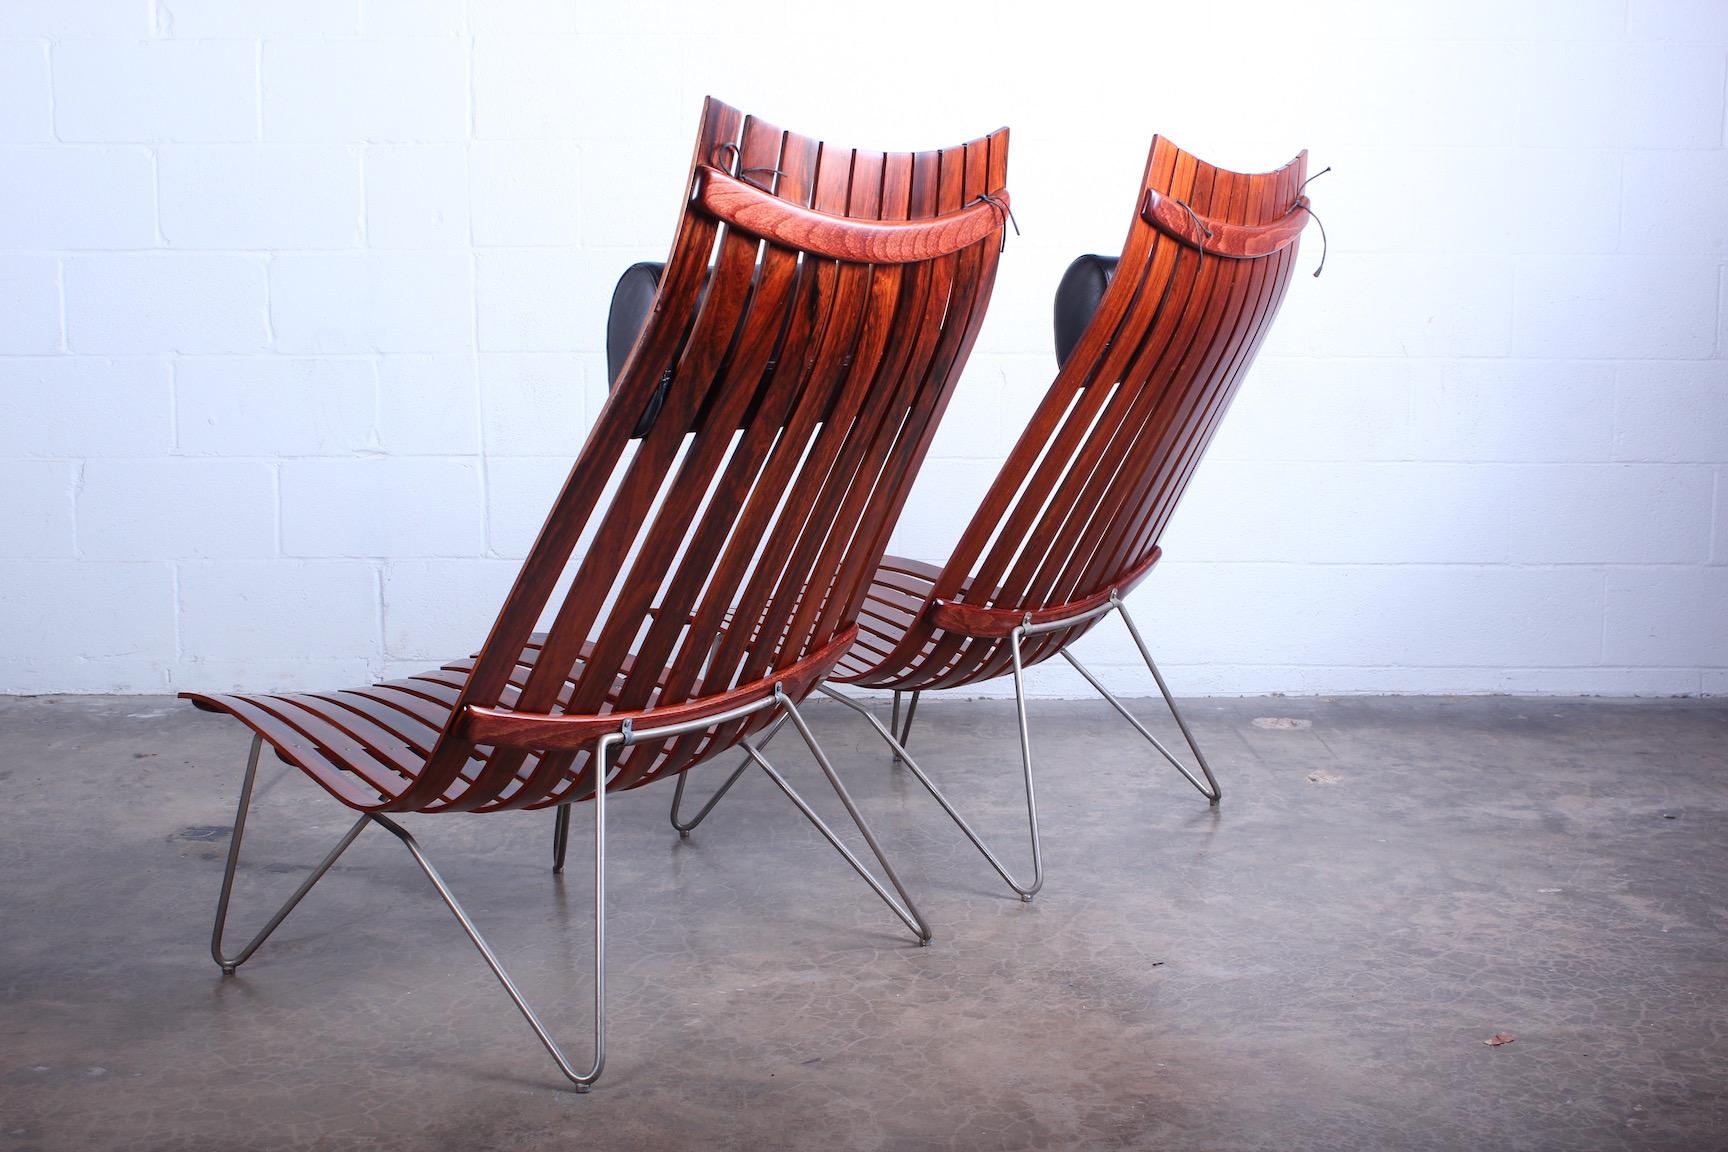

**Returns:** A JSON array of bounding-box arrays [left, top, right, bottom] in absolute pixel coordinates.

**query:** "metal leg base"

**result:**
[[820, 678, 1044, 902], [745, 690, 931, 944], [888, 690, 920, 763], [552, 801, 571, 872], [211, 692, 928, 1091], [1061, 595, 1222, 804], [372, 799, 607, 1092], [210, 732, 614, 1091], [667, 714, 788, 838], [211, 735, 371, 973], [656, 692, 930, 943], [597, 691, 926, 943], [817, 596, 1221, 901]]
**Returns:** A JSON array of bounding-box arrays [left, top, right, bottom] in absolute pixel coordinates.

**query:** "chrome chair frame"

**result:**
[[213, 689, 928, 1094], [670, 592, 1217, 902], [843, 592, 1218, 900]]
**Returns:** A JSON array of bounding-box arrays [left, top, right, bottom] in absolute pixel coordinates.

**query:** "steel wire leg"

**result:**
[[889, 690, 920, 763], [748, 690, 931, 943], [568, 693, 926, 941], [820, 661, 1045, 902], [661, 685, 919, 829], [556, 708, 765, 863], [667, 714, 788, 838], [370, 755, 608, 1093], [818, 596, 1222, 901], [1061, 596, 1221, 803], [552, 796, 571, 873], [661, 696, 929, 940], [211, 732, 615, 1091], [212, 735, 371, 973]]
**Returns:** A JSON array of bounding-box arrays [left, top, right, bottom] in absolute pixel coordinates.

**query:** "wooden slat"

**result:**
[[838, 134, 1311, 695], [183, 97, 1011, 816], [929, 548, 1162, 637], [463, 627, 856, 752]]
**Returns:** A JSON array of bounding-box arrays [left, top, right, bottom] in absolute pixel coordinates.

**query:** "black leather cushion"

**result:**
[[606, 261, 668, 436], [1052, 254, 1119, 369]]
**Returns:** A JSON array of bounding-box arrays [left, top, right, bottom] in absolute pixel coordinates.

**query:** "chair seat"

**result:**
[[840, 552, 1056, 685], [183, 637, 650, 813], [835, 555, 942, 681], [836, 548, 1155, 689]]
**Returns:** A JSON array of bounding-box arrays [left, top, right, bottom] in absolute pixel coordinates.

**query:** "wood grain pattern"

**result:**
[[694, 166, 1010, 263], [183, 97, 1010, 815], [834, 135, 1311, 693], [1141, 188, 1311, 258], [463, 627, 855, 751], [928, 548, 1162, 637]]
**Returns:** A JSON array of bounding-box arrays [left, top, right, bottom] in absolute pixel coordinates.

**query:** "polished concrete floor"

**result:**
[[2, 693, 1725, 1151]]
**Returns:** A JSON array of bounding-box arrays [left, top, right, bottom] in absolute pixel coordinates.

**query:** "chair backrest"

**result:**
[[904, 136, 1308, 689], [406, 98, 1010, 812]]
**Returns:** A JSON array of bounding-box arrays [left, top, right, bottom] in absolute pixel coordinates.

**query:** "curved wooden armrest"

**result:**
[[1141, 189, 1309, 259], [692, 166, 1009, 264], [461, 626, 857, 752], [928, 547, 1163, 637]]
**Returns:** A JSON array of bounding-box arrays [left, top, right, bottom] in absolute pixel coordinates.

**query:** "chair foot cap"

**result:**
[[678, 830, 690, 840], [219, 965, 236, 976], [1020, 894, 1034, 903]]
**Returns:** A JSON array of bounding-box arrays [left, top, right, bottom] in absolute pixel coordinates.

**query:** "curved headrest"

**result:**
[[691, 166, 1010, 263], [606, 261, 670, 436], [1053, 254, 1119, 369], [606, 261, 663, 387], [1140, 188, 1311, 258]]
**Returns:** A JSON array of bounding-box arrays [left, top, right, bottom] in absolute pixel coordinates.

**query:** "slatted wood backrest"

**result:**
[[886, 137, 1307, 691], [400, 98, 1009, 813]]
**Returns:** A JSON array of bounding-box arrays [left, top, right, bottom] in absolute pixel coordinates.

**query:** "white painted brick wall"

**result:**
[[381, 558, 517, 661], [0, 147, 157, 247], [65, 253, 270, 353], [1, 0, 1723, 697], [0, 561, 174, 691], [0, 357, 173, 456], [479, 354, 588, 455], [78, 459, 277, 558], [175, 357, 375, 456], [158, 146, 363, 250], [269, 251, 475, 354], [468, 141, 582, 246], [364, 144, 469, 249], [157, 0, 360, 39], [53, 40, 258, 142], [279, 458, 483, 558], [483, 457, 572, 559], [0, 1, 151, 39], [178, 559, 377, 660], [375, 355, 480, 454], [0, 256, 62, 353], [0, 461, 76, 557], [475, 248, 602, 352], [1714, 471, 1728, 564], [0, 41, 52, 142], [261, 38, 467, 143]]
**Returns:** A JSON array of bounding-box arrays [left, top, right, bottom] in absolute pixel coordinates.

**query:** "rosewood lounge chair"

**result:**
[[675, 135, 1314, 900], [183, 97, 1010, 1091]]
